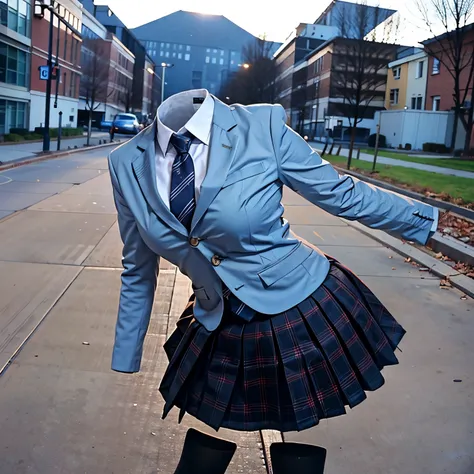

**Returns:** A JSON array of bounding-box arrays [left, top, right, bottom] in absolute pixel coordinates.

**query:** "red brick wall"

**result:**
[[425, 29, 474, 111], [31, 14, 81, 98]]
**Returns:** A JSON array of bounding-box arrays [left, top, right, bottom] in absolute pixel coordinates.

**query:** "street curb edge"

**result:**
[[0, 141, 119, 171], [259, 430, 283, 473], [346, 221, 474, 299]]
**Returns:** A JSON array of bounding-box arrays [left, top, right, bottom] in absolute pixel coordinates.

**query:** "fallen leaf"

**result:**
[[392, 267, 396, 270], [461, 295, 468, 300], [440, 279, 452, 288], [404, 257, 412, 263], [435, 252, 443, 260], [82, 341, 90, 346]]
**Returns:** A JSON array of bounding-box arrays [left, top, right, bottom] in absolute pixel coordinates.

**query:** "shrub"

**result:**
[[4, 133, 24, 142], [9, 127, 29, 136], [368, 133, 387, 148], [24, 133, 44, 141], [422, 142, 449, 153], [405, 143, 412, 150], [34, 127, 83, 138]]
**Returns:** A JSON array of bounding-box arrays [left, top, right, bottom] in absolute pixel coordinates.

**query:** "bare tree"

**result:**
[[80, 37, 110, 145], [417, 0, 474, 153], [333, 1, 398, 169], [219, 37, 276, 104]]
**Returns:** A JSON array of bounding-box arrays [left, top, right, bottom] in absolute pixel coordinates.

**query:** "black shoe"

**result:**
[[270, 442, 327, 474], [173, 428, 237, 474]]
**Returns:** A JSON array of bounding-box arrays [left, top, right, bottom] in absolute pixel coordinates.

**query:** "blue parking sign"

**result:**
[[39, 65, 49, 80]]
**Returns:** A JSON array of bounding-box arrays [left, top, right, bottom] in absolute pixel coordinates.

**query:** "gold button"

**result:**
[[189, 237, 199, 247], [211, 255, 221, 266]]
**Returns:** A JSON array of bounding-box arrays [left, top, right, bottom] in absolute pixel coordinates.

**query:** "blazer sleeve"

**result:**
[[270, 104, 438, 245], [109, 158, 159, 373]]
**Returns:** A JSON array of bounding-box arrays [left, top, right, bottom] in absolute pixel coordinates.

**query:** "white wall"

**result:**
[[374, 109, 454, 150], [406, 55, 428, 109], [29, 92, 79, 130]]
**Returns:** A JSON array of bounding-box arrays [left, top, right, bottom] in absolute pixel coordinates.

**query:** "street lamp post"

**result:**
[[160, 63, 174, 104]]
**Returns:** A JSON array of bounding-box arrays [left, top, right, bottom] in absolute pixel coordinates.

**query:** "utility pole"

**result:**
[[43, 7, 54, 152]]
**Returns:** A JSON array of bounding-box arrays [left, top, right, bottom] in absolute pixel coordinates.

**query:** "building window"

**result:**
[[392, 66, 401, 80], [432, 58, 440, 75], [179, 44, 183, 50], [206, 48, 210, 53], [220, 50, 224, 56], [172, 52, 176, 58], [1, 0, 30, 37], [192, 70, 202, 88], [0, 98, 27, 134], [205, 56, 210, 63], [390, 88, 399, 105], [173, 44, 176, 49], [166, 43, 170, 48], [184, 53, 190, 61], [416, 60, 424, 78], [160, 50, 163, 56], [411, 96, 423, 110], [178, 52, 182, 59], [165, 51, 169, 57], [213, 49, 217, 53], [212, 57, 216, 64], [231, 60, 234, 65], [186, 45, 191, 51], [219, 58, 224, 65], [0, 41, 29, 87], [432, 96, 441, 111]]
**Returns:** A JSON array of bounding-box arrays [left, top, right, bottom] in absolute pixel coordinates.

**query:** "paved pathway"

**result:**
[[0, 148, 472, 473], [311, 143, 474, 179]]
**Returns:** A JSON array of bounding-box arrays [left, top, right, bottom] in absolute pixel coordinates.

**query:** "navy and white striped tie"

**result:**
[[169, 133, 195, 231]]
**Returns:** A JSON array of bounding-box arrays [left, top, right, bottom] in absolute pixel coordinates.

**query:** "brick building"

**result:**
[[78, 8, 135, 127], [422, 23, 474, 148], [29, 0, 82, 130], [273, 0, 398, 140]]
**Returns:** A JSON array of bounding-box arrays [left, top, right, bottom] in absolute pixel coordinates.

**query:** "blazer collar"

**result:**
[[131, 96, 239, 236], [211, 95, 237, 132]]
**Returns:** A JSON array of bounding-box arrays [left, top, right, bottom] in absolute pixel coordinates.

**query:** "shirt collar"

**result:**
[[156, 89, 214, 155]]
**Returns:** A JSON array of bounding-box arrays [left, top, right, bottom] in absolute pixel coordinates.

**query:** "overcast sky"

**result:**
[[96, 0, 437, 46]]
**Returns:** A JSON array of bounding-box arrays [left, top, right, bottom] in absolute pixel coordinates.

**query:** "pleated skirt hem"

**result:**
[[159, 259, 405, 433]]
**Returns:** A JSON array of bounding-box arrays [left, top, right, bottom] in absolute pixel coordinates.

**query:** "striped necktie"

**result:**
[[169, 133, 195, 231]]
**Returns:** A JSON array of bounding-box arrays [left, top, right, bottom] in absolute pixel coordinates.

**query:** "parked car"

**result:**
[[110, 113, 141, 135], [100, 120, 112, 131]]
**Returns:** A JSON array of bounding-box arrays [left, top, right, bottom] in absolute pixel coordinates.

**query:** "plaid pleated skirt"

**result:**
[[159, 259, 406, 433]]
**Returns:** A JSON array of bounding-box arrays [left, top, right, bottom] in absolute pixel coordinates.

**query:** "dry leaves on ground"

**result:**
[[438, 212, 474, 246]]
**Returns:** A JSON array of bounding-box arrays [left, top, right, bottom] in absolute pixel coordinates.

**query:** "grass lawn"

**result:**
[[325, 154, 474, 205], [360, 148, 474, 173]]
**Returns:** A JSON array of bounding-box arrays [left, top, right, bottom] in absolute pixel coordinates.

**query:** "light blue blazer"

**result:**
[[109, 97, 436, 373]]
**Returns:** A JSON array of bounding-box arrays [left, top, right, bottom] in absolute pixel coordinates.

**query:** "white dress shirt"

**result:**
[[155, 89, 214, 209]]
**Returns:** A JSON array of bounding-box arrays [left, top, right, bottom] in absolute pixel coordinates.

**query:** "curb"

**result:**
[[260, 430, 284, 473], [0, 141, 120, 171], [346, 221, 474, 299], [332, 165, 474, 220]]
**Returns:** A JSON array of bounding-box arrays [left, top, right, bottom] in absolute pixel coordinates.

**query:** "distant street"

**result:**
[[0, 147, 472, 473], [0, 131, 112, 164]]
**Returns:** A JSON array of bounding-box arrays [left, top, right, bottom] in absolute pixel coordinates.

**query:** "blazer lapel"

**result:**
[[191, 98, 239, 232], [132, 122, 188, 236]]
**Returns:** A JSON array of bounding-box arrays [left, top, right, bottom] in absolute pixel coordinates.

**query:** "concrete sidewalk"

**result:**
[[0, 149, 473, 473], [0, 149, 265, 474], [311, 143, 474, 179], [0, 131, 110, 164]]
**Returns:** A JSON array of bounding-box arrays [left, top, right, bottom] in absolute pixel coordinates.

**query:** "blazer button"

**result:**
[[211, 255, 221, 266], [189, 237, 200, 247]]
